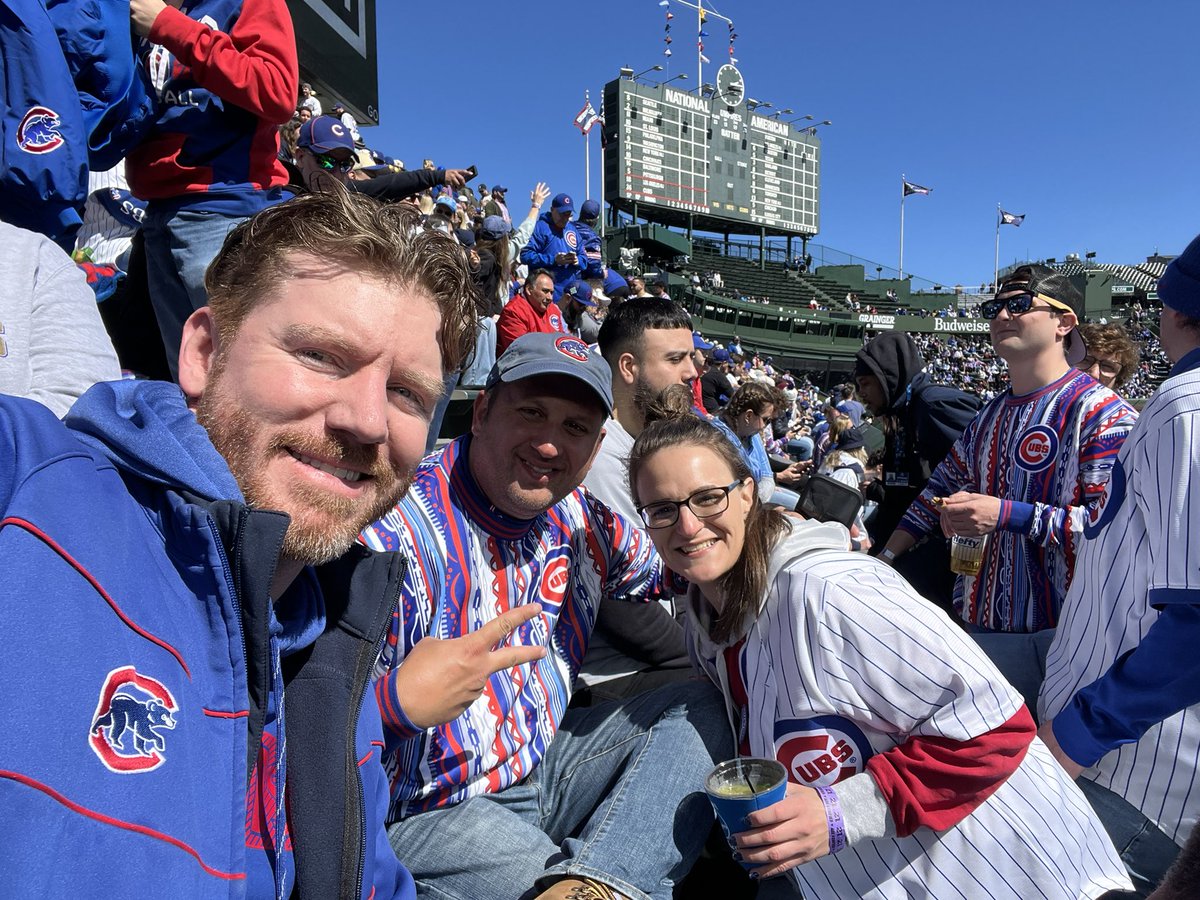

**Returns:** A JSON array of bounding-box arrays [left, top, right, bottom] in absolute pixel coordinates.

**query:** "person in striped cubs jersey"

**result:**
[[1039, 235, 1200, 894], [627, 399, 1130, 899], [881, 265, 1137, 633], [360, 334, 729, 900]]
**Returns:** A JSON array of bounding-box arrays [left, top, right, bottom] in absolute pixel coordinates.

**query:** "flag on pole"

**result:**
[[573, 100, 603, 134], [902, 180, 931, 196], [1000, 209, 1025, 226]]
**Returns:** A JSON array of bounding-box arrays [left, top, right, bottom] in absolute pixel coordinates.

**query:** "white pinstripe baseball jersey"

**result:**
[[1040, 350, 1200, 846], [688, 523, 1130, 898], [74, 163, 139, 268]]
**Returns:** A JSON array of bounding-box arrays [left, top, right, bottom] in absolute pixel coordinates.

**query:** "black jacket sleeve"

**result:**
[[593, 599, 690, 668], [349, 167, 443, 201]]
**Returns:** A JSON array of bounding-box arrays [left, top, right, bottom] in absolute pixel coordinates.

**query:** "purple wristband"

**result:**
[[813, 785, 847, 854]]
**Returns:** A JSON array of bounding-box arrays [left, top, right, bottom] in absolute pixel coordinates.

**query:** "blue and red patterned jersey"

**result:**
[[898, 369, 1136, 632], [126, 0, 298, 214], [359, 435, 665, 820]]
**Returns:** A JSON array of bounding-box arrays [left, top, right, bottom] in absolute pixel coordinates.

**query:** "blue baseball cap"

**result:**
[[435, 195, 457, 213], [487, 333, 613, 415], [711, 348, 731, 363], [298, 116, 354, 153], [552, 193, 574, 213], [579, 199, 601, 221], [566, 281, 596, 307], [693, 332, 713, 350]]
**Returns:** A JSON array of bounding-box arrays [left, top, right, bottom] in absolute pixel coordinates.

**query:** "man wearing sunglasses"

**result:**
[[880, 266, 1137, 651], [294, 115, 356, 192]]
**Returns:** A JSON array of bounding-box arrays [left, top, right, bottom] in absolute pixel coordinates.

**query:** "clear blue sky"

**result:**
[[371, 0, 1199, 287]]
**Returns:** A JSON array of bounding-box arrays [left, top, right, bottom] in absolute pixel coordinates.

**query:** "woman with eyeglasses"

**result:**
[[1075, 322, 1141, 393], [625, 386, 1130, 899]]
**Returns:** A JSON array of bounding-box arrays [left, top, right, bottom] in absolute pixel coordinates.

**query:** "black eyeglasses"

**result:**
[[1079, 355, 1121, 377], [637, 479, 747, 529], [314, 152, 354, 173]]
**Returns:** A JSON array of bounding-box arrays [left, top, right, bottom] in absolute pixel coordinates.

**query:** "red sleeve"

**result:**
[[865, 705, 1035, 836], [496, 301, 531, 355], [150, 0, 299, 125]]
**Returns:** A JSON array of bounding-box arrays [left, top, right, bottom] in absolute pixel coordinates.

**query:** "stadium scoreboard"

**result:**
[[602, 67, 820, 236]]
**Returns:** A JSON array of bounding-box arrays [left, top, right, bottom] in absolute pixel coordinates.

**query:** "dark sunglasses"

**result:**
[[980, 291, 1069, 321], [314, 152, 354, 173]]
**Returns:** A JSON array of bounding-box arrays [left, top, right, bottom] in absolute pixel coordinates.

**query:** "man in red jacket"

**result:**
[[127, 0, 298, 379], [496, 269, 566, 354]]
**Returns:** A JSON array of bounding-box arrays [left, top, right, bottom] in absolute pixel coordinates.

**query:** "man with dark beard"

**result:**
[[0, 191, 512, 899], [577, 297, 699, 701]]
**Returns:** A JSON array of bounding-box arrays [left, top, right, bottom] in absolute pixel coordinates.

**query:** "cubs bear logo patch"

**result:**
[[17, 106, 65, 154], [89, 666, 178, 773]]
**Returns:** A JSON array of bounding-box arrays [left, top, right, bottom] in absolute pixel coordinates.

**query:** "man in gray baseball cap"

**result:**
[[360, 330, 728, 900]]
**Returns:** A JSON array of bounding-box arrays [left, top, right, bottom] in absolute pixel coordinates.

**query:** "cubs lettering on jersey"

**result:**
[[685, 525, 1130, 899], [774, 716, 873, 787]]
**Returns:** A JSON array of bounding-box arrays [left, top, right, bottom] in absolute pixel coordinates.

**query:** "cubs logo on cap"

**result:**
[[1015, 425, 1059, 472], [89, 666, 179, 773], [774, 716, 874, 787], [17, 106, 65, 154], [486, 332, 614, 415], [554, 335, 590, 362]]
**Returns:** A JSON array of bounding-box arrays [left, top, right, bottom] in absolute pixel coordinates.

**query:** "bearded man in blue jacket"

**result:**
[[0, 192, 480, 898]]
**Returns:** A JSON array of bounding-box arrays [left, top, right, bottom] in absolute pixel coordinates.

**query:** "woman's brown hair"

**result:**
[[629, 385, 788, 642]]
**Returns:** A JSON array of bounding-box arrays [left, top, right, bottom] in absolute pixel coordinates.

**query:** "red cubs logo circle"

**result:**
[[555, 335, 589, 361], [17, 106, 65, 154], [565, 230, 579, 249], [538, 555, 570, 609], [1015, 425, 1059, 472], [774, 717, 873, 787], [89, 667, 178, 773]]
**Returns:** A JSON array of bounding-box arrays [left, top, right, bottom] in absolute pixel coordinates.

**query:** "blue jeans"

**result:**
[[968, 627, 1056, 720], [460, 317, 497, 388], [142, 206, 249, 380], [769, 486, 802, 510], [1075, 778, 1179, 898], [785, 437, 814, 463], [387, 679, 731, 900]]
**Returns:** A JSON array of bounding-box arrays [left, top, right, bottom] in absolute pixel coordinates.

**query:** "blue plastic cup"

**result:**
[[705, 757, 788, 851]]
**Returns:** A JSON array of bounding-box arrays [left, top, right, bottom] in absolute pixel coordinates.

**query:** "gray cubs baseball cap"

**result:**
[[486, 333, 613, 415]]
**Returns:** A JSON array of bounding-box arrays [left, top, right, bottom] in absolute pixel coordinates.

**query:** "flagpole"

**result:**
[[599, 108, 606, 240], [899, 174, 906, 281], [993, 203, 1001, 292], [697, 1, 703, 84]]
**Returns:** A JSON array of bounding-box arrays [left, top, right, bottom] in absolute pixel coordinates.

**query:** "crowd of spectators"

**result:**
[[4, 6, 1195, 892]]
